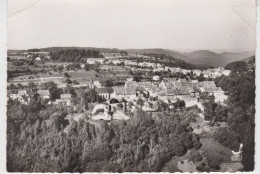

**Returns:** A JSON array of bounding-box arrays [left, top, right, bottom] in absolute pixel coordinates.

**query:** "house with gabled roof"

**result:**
[[113, 87, 136, 101], [159, 78, 177, 90], [192, 69, 202, 76], [20, 95, 29, 105], [178, 78, 187, 83], [198, 81, 216, 88], [96, 87, 114, 100], [125, 81, 138, 88], [53, 94, 72, 106], [60, 94, 71, 100], [9, 93, 29, 105], [38, 90, 50, 99], [18, 89, 36, 97], [138, 82, 152, 89]]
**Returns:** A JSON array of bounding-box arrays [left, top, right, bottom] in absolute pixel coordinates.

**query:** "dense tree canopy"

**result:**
[[7, 99, 200, 172], [213, 63, 255, 171], [50, 49, 102, 62], [225, 61, 248, 73]]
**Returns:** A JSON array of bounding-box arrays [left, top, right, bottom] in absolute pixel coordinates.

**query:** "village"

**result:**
[[5, 0, 256, 171], [7, 51, 231, 122]]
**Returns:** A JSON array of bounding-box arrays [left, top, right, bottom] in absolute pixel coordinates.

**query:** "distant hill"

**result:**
[[40, 47, 122, 53], [241, 55, 255, 64], [126, 48, 255, 67], [8, 47, 255, 68], [8, 47, 122, 54], [220, 51, 255, 62], [126, 48, 187, 60], [181, 50, 228, 67]]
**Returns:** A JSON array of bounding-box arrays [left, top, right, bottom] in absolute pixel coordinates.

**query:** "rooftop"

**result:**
[[38, 90, 50, 96], [96, 87, 114, 94], [60, 94, 72, 99]]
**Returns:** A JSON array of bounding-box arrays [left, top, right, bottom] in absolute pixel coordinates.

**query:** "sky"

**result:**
[[7, 0, 256, 52]]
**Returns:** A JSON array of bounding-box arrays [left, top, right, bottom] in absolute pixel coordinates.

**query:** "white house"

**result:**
[[9, 93, 29, 104], [96, 88, 114, 100], [35, 57, 41, 61], [192, 69, 202, 76], [53, 94, 71, 106], [38, 90, 50, 99], [222, 70, 231, 76], [87, 58, 105, 64], [80, 64, 85, 68], [153, 75, 160, 81], [93, 81, 102, 88], [113, 87, 136, 101]]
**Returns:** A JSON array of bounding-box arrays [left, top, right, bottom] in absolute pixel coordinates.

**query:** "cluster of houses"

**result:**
[[8, 88, 73, 106], [85, 54, 231, 78], [92, 77, 227, 108], [8, 76, 227, 107], [202, 67, 231, 78], [8, 89, 51, 105], [8, 76, 228, 121], [89, 77, 227, 119]]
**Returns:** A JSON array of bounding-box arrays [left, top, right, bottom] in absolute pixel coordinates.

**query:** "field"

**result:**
[[8, 62, 133, 86]]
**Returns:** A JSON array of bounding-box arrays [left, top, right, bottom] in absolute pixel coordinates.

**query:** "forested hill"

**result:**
[[7, 105, 201, 172], [213, 61, 255, 171], [142, 53, 212, 70], [8, 47, 122, 55], [127, 48, 255, 67], [50, 49, 102, 62], [241, 55, 255, 64], [8, 47, 207, 69], [41, 47, 122, 53]]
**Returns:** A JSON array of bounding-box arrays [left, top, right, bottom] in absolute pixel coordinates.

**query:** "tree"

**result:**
[[72, 80, 79, 84], [49, 84, 62, 101], [197, 73, 205, 82], [104, 79, 113, 87], [173, 99, 186, 110], [133, 75, 142, 82], [84, 64, 90, 71], [28, 82, 35, 90], [225, 61, 248, 73], [64, 72, 70, 78], [65, 78, 72, 84], [117, 103, 123, 110], [136, 98, 144, 108], [58, 66, 63, 72]]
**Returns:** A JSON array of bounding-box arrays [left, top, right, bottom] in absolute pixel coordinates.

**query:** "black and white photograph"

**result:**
[[5, 0, 256, 172]]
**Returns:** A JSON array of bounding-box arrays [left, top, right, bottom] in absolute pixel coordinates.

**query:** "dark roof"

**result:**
[[109, 98, 120, 104], [25, 89, 34, 96], [193, 86, 201, 93], [21, 95, 28, 102], [96, 88, 114, 94], [42, 98, 51, 105]]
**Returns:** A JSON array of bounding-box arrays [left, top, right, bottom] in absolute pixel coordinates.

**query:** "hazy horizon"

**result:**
[[8, 0, 256, 52], [8, 46, 255, 54]]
